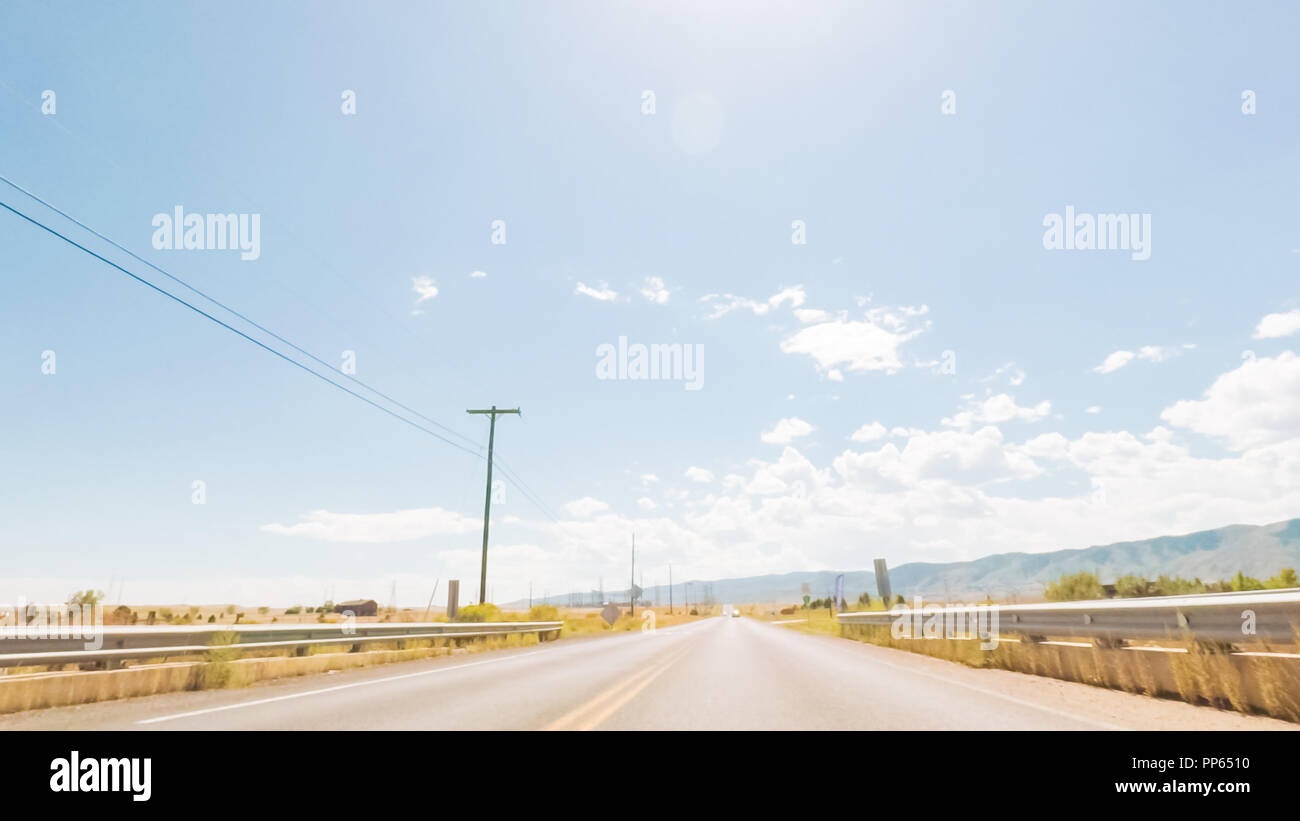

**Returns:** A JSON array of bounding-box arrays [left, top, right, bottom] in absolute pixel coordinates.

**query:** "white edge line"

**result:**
[[136, 649, 550, 725]]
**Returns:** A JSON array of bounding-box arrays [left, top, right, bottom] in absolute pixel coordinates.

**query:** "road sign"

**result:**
[[801, 582, 811, 595], [631, 584, 643, 600], [600, 603, 621, 625], [802, 594, 811, 607]]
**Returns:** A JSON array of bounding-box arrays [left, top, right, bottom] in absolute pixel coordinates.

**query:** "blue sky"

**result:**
[[4, 1, 1300, 606]]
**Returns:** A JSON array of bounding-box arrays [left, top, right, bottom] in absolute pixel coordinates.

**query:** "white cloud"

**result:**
[[1161, 351, 1300, 450], [761, 417, 815, 444], [684, 466, 715, 483], [640, 473, 659, 485], [1137, 345, 1174, 363], [1254, 310, 1300, 339], [1085, 405, 1102, 414], [984, 363, 1028, 387], [411, 275, 439, 305], [1095, 345, 1186, 373], [850, 422, 888, 442], [942, 394, 1051, 430], [1093, 350, 1135, 374], [794, 308, 832, 324], [639, 276, 671, 304], [702, 286, 806, 319], [780, 312, 923, 375], [257, 347, 1300, 600], [575, 281, 618, 302], [470, 270, 487, 279], [261, 507, 479, 543], [835, 426, 1042, 486], [562, 496, 611, 518]]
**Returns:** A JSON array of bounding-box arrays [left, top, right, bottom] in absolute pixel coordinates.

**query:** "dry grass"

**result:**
[[0, 628, 546, 714], [822, 619, 1300, 723], [560, 606, 709, 636]]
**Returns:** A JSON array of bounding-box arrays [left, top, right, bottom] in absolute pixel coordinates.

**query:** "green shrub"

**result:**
[[1231, 571, 1265, 592], [1265, 568, 1298, 589], [1114, 574, 1149, 598], [455, 603, 502, 623], [1044, 571, 1105, 602]]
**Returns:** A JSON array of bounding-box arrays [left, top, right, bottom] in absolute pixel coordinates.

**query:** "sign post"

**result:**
[[874, 559, 893, 604], [446, 579, 460, 621]]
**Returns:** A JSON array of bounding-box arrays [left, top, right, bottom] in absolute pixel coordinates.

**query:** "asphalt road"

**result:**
[[1, 617, 1292, 730]]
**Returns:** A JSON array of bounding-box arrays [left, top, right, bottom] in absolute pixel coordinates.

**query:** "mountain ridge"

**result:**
[[517, 517, 1300, 606]]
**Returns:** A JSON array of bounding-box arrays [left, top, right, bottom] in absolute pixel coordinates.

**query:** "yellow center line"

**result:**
[[542, 643, 693, 731]]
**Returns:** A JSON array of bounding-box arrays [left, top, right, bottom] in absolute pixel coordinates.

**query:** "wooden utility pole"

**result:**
[[630, 533, 636, 619], [466, 406, 520, 604], [669, 564, 673, 614]]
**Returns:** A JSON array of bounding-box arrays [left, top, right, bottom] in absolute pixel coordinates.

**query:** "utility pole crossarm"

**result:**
[[466, 405, 522, 605]]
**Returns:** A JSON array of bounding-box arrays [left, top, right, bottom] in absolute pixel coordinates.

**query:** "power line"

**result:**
[[490, 457, 562, 523], [0, 173, 487, 456], [0, 189, 565, 524], [0, 197, 485, 459]]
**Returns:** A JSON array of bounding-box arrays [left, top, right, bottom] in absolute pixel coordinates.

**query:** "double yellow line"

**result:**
[[542, 643, 692, 731]]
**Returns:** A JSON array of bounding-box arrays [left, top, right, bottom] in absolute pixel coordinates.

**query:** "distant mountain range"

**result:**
[[515, 517, 1300, 607]]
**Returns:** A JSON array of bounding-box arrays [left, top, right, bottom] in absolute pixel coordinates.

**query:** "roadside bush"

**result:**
[[528, 604, 559, 621], [455, 603, 502, 623], [1044, 571, 1105, 602]]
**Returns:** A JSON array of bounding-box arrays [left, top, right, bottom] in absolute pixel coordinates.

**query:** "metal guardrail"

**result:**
[[0, 621, 564, 668], [835, 588, 1300, 645]]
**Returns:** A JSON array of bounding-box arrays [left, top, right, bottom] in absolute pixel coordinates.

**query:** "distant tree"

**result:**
[[857, 592, 872, 607], [1114, 574, 1150, 598], [67, 589, 105, 607], [1265, 568, 1299, 589], [1231, 571, 1265, 592], [1152, 575, 1206, 596], [1044, 571, 1105, 602]]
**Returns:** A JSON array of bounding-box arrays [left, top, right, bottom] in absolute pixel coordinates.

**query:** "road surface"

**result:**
[[0, 617, 1291, 730]]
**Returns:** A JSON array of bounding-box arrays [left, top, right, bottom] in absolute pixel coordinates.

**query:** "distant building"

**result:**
[[334, 599, 378, 617]]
